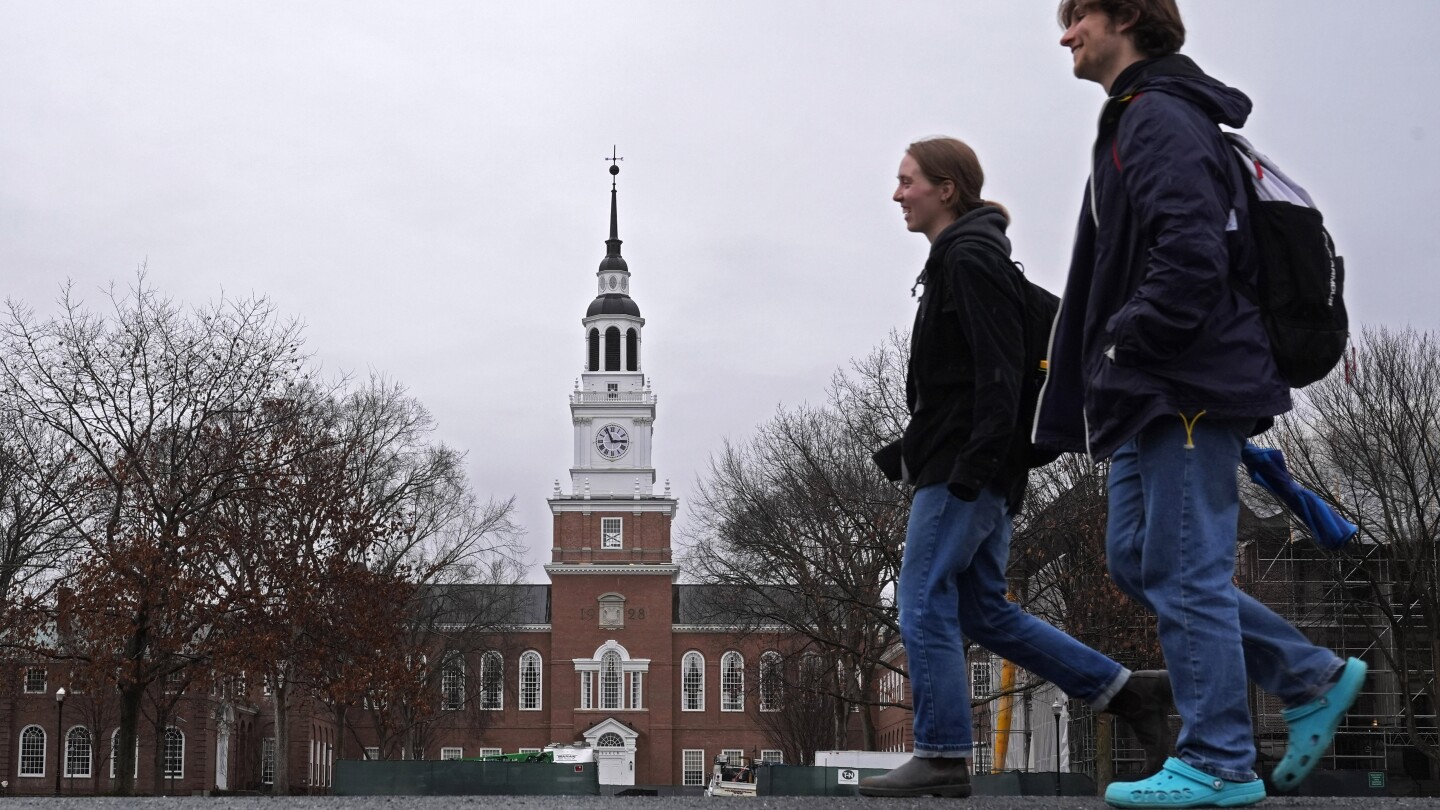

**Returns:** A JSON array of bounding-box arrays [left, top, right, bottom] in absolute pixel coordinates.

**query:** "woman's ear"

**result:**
[[939, 180, 956, 206]]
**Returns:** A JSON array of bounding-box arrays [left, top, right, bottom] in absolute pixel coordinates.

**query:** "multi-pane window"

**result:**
[[721, 652, 744, 712], [363, 747, 380, 762], [261, 738, 276, 784], [518, 748, 542, 755], [579, 671, 594, 709], [19, 726, 45, 776], [480, 651, 503, 710], [601, 652, 622, 709], [440, 747, 463, 760], [759, 651, 783, 712], [601, 517, 622, 549], [519, 651, 542, 710], [478, 747, 502, 758], [973, 742, 993, 775], [441, 653, 465, 711], [635, 661, 654, 706], [760, 749, 784, 764], [681, 652, 704, 711], [66, 727, 92, 777], [721, 748, 744, 766], [23, 667, 46, 694], [682, 749, 705, 786], [598, 732, 624, 748], [163, 727, 184, 778], [971, 660, 993, 700]]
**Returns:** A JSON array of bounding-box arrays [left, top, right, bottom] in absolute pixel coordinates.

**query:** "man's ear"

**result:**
[[1112, 8, 1140, 34]]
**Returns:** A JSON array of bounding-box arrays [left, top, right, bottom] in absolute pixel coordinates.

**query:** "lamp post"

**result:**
[[1051, 698, 1063, 797], [54, 686, 67, 796]]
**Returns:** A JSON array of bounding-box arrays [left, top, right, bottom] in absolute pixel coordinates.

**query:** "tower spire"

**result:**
[[605, 145, 624, 258]]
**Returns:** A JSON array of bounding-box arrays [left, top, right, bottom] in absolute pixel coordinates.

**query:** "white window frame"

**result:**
[[579, 671, 593, 709], [478, 747, 502, 758], [519, 650, 543, 711], [601, 517, 623, 549], [23, 667, 46, 694], [682, 748, 705, 786], [721, 748, 744, 766], [760, 749, 784, 764], [363, 747, 380, 762], [19, 725, 45, 777], [65, 726, 93, 778], [720, 651, 744, 712], [601, 651, 622, 710], [480, 651, 504, 710], [971, 659, 993, 700], [441, 652, 466, 711], [163, 726, 184, 778], [440, 747, 464, 760], [681, 651, 705, 712], [519, 747, 542, 755], [629, 670, 643, 710]]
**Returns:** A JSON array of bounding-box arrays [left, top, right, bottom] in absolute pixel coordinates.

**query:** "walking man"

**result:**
[[1037, 1, 1366, 806]]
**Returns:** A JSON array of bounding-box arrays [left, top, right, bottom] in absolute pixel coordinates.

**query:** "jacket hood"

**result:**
[[932, 205, 1011, 258], [1114, 54, 1251, 129]]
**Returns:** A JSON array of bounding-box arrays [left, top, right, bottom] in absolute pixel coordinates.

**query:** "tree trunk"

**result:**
[[1095, 714, 1115, 795], [272, 677, 291, 795], [114, 683, 143, 796]]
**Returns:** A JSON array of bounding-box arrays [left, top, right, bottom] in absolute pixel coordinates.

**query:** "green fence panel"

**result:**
[[333, 759, 599, 796]]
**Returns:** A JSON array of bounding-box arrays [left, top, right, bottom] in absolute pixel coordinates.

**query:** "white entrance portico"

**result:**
[[583, 717, 638, 786]]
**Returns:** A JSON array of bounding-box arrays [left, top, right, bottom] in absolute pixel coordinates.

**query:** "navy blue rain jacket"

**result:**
[[1033, 55, 1291, 461]]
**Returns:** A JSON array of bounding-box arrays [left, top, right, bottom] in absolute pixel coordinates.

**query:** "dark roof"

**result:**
[[418, 584, 550, 626], [586, 293, 641, 318], [673, 584, 800, 626]]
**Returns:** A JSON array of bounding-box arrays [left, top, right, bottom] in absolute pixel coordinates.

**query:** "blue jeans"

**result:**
[[900, 483, 1127, 757], [1106, 415, 1344, 782]]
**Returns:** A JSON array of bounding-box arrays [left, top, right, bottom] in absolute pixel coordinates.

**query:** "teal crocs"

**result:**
[[1271, 657, 1368, 790], [1105, 758, 1265, 808]]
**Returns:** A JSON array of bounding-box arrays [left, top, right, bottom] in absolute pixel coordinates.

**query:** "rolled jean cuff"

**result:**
[[1088, 666, 1133, 711], [913, 745, 972, 759]]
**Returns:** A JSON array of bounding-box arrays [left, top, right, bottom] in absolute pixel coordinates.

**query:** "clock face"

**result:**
[[595, 423, 630, 460]]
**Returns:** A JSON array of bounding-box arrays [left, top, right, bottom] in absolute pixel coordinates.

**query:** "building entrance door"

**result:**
[[595, 731, 635, 785]]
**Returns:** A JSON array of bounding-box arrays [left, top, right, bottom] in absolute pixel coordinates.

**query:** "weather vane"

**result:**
[[606, 145, 623, 188]]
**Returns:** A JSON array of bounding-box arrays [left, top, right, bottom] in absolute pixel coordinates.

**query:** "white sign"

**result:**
[[837, 767, 859, 785]]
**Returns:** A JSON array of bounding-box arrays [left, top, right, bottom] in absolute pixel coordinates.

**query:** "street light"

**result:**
[[54, 686, 67, 796], [1051, 698, 1064, 797]]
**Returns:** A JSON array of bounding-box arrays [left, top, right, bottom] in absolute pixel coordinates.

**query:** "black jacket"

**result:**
[[875, 207, 1031, 509], [1033, 55, 1291, 460]]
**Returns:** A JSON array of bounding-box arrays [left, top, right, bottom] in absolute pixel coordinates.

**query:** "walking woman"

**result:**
[[860, 137, 1170, 798]]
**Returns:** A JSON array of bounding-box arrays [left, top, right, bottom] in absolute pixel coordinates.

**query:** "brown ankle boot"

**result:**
[[1104, 669, 1175, 776], [858, 755, 971, 798]]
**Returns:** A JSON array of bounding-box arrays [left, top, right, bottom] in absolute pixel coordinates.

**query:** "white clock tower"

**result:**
[[565, 156, 661, 500]]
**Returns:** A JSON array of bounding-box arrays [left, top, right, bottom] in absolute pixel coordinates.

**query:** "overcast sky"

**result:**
[[4, 1, 1437, 578]]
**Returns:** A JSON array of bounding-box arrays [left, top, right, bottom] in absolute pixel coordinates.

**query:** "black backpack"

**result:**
[[1224, 132, 1348, 388], [972, 242, 1061, 469]]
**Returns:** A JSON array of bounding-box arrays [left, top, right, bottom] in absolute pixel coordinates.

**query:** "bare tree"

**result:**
[[683, 337, 910, 751], [0, 277, 307, 794], [1273, 326, 1440, 769]]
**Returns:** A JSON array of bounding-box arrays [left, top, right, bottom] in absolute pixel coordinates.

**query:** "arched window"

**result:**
[[600, 651, 622, 709], [587, 328, 600, 372], [681, 651, 704, 712], [19, 725, 45, 776], [626, 328, 639, 371], [66, 726, 93, 778], [440, 651, 465, 711], [604, 327, 621, 371], [519, 651, 542, 711], [163, 727, 184, 778], [597, 732, 624, 748], [480, 651, 503, 710], [721, 651, 745, 712], [759, 651, 783, 712]]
